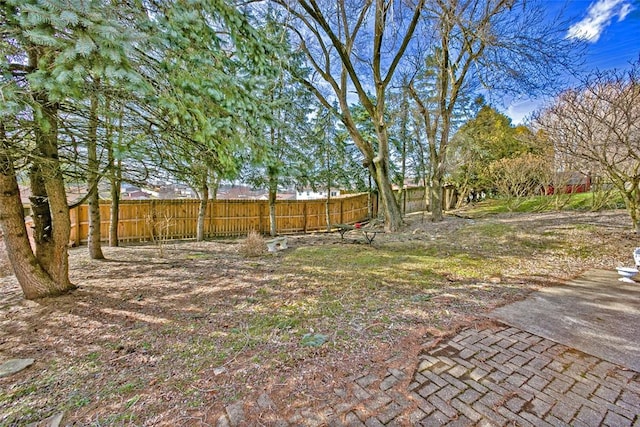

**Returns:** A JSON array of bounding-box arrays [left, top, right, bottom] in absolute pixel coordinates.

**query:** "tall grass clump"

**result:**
[[239, 230, 265, 257]]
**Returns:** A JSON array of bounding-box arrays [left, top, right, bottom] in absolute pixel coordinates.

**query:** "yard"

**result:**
[[0, 209, 636, 425]]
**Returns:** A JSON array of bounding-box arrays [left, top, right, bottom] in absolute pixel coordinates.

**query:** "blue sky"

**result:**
[[506, 0, 640, 124]]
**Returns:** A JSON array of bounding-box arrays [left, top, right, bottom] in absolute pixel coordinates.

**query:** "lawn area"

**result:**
[[0, 208, 637, 425], [465, 190, 625, 216]]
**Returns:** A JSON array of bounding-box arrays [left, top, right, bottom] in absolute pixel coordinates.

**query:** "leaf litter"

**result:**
[[0, 209, 637, 425]]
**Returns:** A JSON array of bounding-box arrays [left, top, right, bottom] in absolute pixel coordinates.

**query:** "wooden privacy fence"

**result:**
[[398, 185, 458, 214], [400, 186, 428, 214], [69, 193, 371, 245]]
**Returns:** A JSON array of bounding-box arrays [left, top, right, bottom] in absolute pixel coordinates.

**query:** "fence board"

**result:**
[[403, 187, 428, 214], [67, 188, 462, 245], [69, 193, 373, 244], [398, 186, 457, 214]]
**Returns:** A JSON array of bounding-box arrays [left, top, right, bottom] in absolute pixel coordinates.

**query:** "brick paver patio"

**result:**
[[217, 325, 640, 426]]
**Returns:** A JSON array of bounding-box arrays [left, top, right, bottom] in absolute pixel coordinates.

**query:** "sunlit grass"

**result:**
[[285, 221, 529, 288], [466, 190, 624, 216]]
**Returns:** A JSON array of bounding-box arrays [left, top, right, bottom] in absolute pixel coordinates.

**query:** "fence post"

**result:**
[[403, 188, 407, 215], [207, 199, 212, 238], [69, 206, 77, 246], [151, 199, 156, 240], [303, 201, 308, 233]]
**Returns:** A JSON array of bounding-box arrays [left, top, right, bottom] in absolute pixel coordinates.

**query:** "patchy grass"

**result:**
[[466, 191, 625, 217], [0, 209, 637, 425]]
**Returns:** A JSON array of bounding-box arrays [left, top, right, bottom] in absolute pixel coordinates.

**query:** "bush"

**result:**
[[239, 230, 265, 257], [489, 153, 549, 211]]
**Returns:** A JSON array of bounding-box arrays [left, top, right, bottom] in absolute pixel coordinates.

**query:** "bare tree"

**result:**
[[273, 0, 426, 231], [536, 62, 640, 231], [408, 0, 581, 221], [489, 153, 549, 211]]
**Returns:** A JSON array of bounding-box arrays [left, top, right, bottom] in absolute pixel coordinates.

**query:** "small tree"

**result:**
[[249, 14, 315, 237], [536, 62, 640, 230], [489, 153, 549, 211], [145, 213, 173, 258], [139, 0, 273, 241], [450, 105, 536, 204], [305, 106, 366, 230]]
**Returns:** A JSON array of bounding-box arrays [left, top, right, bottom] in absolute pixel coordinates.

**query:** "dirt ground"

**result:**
[[0, 209, 637, 425]]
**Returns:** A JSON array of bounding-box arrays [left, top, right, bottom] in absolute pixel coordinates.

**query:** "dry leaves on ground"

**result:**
[[0, 209, 637, 425]]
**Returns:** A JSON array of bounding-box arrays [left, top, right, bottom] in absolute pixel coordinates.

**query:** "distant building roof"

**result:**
[[19, 185, 89, 205], [122, 190, 152, 200], [217, 185, 267, 200]]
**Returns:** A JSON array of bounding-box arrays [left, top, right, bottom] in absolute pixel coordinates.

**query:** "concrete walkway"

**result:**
[[491, 269, 640, 372], [216, 270, 640, 426]]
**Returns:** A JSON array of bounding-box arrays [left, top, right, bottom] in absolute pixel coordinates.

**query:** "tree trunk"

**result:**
[[325, 189, 332, 232], [430, 175, 444, 222], [634, 184, 640, 234], [367, 173, 373, 219], [87, 89, 104, 259], [209, 173, 220, 201], [108, 103, 123, 247], [268, 174, 277, 237], [397, 94, 409, 214], [338, 98, 402, 231], [429, 113, 452, 222], [375, 98, 403, 231], [399, 137, 407, 215], [0, 124, 67, 299], [32, 94, 74, 290], [29, 166, 53, 255], [626, 183, 640, 234], [196, 171, 209, 242], [38, 142, 73, 289], [357, 103, 403, 231], [372, 159, 403, 231], [108, 161, 121, 247], [430, 130, 447, 222], [325, 140, 332, 231]]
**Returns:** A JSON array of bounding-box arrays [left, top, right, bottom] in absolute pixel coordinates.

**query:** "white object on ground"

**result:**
[[616, 266, 638, 282]]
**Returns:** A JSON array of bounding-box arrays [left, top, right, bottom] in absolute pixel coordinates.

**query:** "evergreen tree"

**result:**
[[0, 0, 144, 298], [239, 10, 318, 236], [0, 0, 274, 298], [450, 105, 539, 201], [305, 106, 367, 229]]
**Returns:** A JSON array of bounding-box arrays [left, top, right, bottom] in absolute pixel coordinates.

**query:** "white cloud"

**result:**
[[618, 3, 632, 20], [505, 98, 543, 125], [566, 0, 634, 42]]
